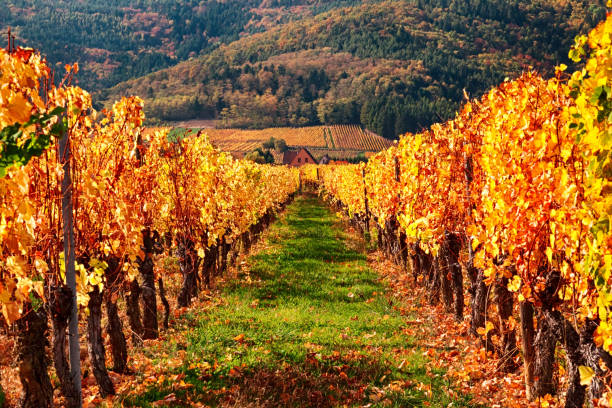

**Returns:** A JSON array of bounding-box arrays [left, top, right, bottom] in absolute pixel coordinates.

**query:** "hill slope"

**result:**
[[101, 0, 607, 138], [1, 0, 350, 91]]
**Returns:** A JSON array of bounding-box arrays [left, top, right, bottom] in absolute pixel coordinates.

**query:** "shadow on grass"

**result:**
[[124, 350, 468, 408], [199, 353, 442, 408]]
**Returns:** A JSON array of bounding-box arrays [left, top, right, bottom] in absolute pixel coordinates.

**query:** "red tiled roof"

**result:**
[[282, 150, 298, 164]]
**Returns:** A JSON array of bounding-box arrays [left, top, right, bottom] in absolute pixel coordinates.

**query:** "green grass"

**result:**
[[120, 196, 482, 407]]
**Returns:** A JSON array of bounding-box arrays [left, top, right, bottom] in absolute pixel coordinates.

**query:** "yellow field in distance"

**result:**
[[203, 125, 394, 152]]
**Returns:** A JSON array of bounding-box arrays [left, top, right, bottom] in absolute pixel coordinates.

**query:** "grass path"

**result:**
[[124, 196, 480, 407]]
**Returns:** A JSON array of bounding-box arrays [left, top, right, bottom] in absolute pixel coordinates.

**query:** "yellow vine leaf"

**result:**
[[578, 366, 595, 386]]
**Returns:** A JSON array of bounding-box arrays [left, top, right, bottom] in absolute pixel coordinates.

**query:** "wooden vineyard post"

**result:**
[[298, 171, 302, 193], [316, 167, 320, 182], [394, 155, 408, 268], [7, 28, 15, 53], [362, 167, 370, 236], [59, 122, 83, 408]]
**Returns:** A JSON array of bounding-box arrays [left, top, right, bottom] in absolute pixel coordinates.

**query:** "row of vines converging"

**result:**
[[304, 13, 612, 408], [0, 46, 299, 407]]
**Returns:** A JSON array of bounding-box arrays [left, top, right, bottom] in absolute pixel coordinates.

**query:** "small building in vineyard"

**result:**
[[280, 147, 318, 166]]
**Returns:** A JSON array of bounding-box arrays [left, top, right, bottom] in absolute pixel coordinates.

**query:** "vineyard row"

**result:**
[[302, 14, 612, 408], [0, 47, 299, 407]]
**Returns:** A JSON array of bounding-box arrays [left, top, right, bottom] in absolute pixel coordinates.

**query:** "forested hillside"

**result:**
[[101, 0, 607, 138], [1, 0, 349, 91]]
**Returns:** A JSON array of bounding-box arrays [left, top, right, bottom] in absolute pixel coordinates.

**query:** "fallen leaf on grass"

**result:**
[[152, 393, 177, 407], [397, 359, 406, 370], [363, 331, 377, 339], [228, 366, 243, 378]]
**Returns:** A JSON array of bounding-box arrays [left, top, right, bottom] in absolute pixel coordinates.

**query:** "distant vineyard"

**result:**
[[204, 125, 394, 153], [309, 149, 377, 161]]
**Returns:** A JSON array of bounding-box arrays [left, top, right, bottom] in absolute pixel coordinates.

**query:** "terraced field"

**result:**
[[205, 125, 392, 150], [201, 125, 394, 161], [144, 125, 393, 161]]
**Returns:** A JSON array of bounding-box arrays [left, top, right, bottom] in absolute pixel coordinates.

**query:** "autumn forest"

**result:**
[[1, 1, 612, 408]]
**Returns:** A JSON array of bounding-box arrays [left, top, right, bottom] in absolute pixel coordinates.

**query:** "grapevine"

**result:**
[[314, 15, 612, 407]]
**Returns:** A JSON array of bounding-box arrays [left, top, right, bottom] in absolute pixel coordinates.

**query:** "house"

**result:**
[[281, 148, 318, 167]]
